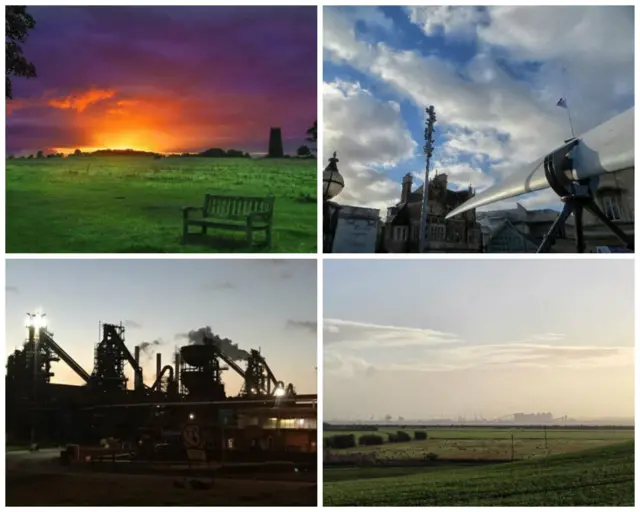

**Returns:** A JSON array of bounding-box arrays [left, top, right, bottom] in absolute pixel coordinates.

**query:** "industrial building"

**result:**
[[5, 319, 317, 462]]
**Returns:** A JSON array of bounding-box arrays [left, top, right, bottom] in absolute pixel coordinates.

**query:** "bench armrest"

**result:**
[[182, 206, 204, 219]]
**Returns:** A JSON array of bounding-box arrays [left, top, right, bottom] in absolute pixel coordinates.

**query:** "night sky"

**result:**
[[6, 6, 317, 156]]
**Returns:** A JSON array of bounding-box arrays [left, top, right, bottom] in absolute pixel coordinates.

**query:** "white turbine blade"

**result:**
[[571, 106, 634, 181], [446, 144, 568, 219], [446, 106, 634, 219]]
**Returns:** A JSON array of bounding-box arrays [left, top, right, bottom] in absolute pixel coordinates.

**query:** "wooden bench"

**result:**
[[182, 194, 275, 249]]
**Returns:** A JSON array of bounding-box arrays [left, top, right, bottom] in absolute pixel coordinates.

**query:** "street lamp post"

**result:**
[[25, 311, 46, 450], [323, 152, 345, 253]]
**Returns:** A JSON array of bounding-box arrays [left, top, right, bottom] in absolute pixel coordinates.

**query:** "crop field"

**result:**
[[6, 157, 316, 253], [323, 427, 633, 461], [324, 441, 634, 506]]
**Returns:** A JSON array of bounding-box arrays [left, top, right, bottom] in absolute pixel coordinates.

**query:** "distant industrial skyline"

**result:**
[[6, 259, 317, 395], [324, 259, 634, 421]]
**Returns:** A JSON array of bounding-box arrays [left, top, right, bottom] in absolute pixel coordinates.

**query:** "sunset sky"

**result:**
[[6, 6, 317, 156], [6, 259, 317, 396], [325, 259, 634, 421]]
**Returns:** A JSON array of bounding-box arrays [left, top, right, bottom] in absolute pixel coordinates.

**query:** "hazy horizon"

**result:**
[[6, 259, 317, 395], [324, 260, 634, 421]]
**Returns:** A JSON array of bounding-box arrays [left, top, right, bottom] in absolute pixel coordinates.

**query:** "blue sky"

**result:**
[[323, 6, 634, 213], [324, 259, 634, 421], [6, 259, 317, 395]]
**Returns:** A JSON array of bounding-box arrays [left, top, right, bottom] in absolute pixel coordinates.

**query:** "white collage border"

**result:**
[[1, 1, 638, 510]]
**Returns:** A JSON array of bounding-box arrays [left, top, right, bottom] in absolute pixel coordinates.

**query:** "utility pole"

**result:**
[[419, 106, 437, 253]]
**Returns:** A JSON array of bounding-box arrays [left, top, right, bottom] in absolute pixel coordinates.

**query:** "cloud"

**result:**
[[202, 281, 236, 291], [286, 319, 317, 333], [323, 6, 633, 210], [48, 87, 117, 112], [324, 318, 460, 349], [5, 286, 19, 294], [124, 319, 142, 329], [323, 79, 417, 210], [406, 6, 487, 38]]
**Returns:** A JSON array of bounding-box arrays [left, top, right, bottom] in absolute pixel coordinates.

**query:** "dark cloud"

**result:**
[[286, 320, 317, 333], [175, 326, 249, 361]]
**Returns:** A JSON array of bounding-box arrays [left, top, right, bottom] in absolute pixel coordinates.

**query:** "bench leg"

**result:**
[[182, 222, 188, 244], [266, 225, 272, 249], [201, 225, 207, 235], [246, 228, 253, 249]]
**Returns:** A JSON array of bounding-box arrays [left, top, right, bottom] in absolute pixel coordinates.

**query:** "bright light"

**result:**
[[25, 311, 47, 329], [189, 413, 195, 420], [298, 419, 305, 427], [274, 387, 285, 397]]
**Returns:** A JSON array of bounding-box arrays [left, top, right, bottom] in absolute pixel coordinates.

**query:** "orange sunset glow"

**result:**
[[6, 6, 317, 156]]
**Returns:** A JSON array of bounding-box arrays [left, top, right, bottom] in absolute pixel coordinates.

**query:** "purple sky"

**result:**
[[6, 6, 317, 155]]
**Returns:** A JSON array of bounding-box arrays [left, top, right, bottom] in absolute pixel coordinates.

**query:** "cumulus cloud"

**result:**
[[323, 80, 417, 210], [323, 6, 633, 210], [202, 281, 236, 291]]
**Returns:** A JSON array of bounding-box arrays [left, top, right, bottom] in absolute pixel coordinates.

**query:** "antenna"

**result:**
[[419, 105, 437, 253]]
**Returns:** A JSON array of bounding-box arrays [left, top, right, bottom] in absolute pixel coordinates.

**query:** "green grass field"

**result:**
[[324, 427, 633, 461], [324, 441, 634, 506], [6, 157, 317, 253]]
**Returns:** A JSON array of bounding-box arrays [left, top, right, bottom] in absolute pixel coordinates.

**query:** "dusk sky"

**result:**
[[324, 259, 634, 421], [324, 6, 633, 212], [6, 6, 317, 156], [6, 259, 317, 395]]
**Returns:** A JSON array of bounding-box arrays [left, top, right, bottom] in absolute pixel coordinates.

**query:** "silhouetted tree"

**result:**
[[385, 414, 392, 422], [6, 7, 37, 99], [36, 150, 44, 159], [306, 121, 317, 143], [27, 154, 33, 159], [73, 149, 82, 156], [296, 145, 312, 157]]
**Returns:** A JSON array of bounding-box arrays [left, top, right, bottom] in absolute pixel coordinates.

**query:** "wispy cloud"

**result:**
[[324, 318, 460, 349], [286, 319, 317, 333], [5, 286, 19, 294], [124, 319, 142, 329], [202, 281, 236, 292]]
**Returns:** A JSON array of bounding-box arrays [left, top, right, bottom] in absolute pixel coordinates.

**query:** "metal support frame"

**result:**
[[537, 149, 634, 253]]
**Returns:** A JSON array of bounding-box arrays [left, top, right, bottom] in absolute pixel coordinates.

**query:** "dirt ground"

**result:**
[[6, 471, 317, 506]]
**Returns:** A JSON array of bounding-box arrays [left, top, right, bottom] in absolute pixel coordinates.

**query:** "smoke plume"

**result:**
[[177, 326, 249, 361], [138, 339, 162, 360]]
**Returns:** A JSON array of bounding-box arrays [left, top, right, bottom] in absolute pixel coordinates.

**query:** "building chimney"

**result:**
[[174, 351, 181, 391], [134, 346, 142, 390], [401, 173, 413, 203], [156, 353, 162, 382]]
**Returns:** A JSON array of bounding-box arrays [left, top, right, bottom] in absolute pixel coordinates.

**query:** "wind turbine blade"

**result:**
[[446, 106, 634, 219], [571, 106, 634, 181]]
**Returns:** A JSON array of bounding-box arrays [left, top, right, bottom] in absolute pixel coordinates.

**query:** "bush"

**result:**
[[414, 431, 428, 441], [425, 452, 439, 461], [396, 430, 412, 442], [359, 434, 384, 446], [325, 434, 356, 449]]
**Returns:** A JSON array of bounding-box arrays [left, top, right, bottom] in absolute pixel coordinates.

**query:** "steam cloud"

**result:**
[[176, 326, 249, 361]]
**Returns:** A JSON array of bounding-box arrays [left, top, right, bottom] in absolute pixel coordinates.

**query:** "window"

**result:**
[[394, 226, 408, 241], [602, 193, 622, 221]]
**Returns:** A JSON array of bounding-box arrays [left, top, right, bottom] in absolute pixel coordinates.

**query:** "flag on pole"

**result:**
[[556, 98, 568, 109]]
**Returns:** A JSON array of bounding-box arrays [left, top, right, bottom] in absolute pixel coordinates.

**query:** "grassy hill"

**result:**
[[6, 157, 316, 253], [324, 441, 634, 506]]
